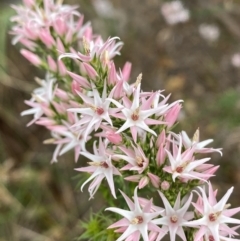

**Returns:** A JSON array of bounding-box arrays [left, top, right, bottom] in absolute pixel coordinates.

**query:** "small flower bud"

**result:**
[[20, 49, 41, 66], [139, 176, 149, 189], [161, 181, 170, 190], [106, 131, 122, 145]]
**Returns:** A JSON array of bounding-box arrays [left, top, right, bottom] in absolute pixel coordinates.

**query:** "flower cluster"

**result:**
[[11, 1, 240, 241]]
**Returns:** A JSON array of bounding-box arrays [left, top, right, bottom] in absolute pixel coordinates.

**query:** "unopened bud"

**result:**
[[161, 181, 170, 190]]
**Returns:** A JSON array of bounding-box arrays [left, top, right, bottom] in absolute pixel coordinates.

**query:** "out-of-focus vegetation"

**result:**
[[0, 0, 240, 240]]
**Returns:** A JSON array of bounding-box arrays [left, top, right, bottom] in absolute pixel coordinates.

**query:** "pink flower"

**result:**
[[75, 139, 121, 199], [163, 135, 213, 182], [185, 183, 240, 241], [153, 191, 193, 241], [114, 144, 149, 174], [179, 129, 222, 155], [109, 82, 165, 142], [68, 81, 119, 140], [106, 187, 163, 241]]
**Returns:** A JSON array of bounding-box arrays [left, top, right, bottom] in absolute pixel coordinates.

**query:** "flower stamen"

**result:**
[[131, 215, 144, 224]]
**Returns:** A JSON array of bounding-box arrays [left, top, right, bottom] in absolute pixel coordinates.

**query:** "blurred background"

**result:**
[[0, 0, 240, 240]]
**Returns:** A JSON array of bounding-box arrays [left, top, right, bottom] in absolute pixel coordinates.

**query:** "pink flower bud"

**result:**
[[55, 89, 69, 101], [165, 103, 182, 128], [83, 26, 93, 40], [58, 60, 67, 76], [39, 29, 55, 48], [65, 29, 73, 44], [139, 176, 149, 189], [113, 80, 124, 99], [122, 61, 132, 82], [124, 175, 142, 182], [67, 71, 90, 88], [161, 181, 170, 190], [56, 38, 65, 53], [106, 131, 122, 145], [47, 55, 57, 72], [71, 80, 82, 95], [19, 38, 37, 51], [156, 144, 166, 166], [76, 15, 84, 31], [53, 17, 67, 36], [108, 62, 117, 85], [20, 49, 41, 66], [82, 62, 98, 80], [156, 129, 166, 147], [23, 0, 34, 7], [147, 173, 160, 188]]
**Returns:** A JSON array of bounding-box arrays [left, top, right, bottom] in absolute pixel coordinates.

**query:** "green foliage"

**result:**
[[77, 211, 119, 241], [215, 89, 240, 128]]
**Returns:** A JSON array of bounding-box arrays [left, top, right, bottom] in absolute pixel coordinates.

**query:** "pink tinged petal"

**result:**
[[108, 218, 130, 229], [130, 126, 138, 142], [126, 231, 140, 241], [131, 84, 141, 110], [156, 226, 169, 241], [148, 223, 162, 233], [119, 190, 135, 211], [105, 169, 117, 198], [51, 144, 62, 164], [223, 207, 240, 217], [105, 207, 133, 221], [82, 62, 98, 79], [133, 187, 142, 213], [138, 121, 157, 136], [74, 145, 81, 163], [88, 174, 105, 199], [80, 169, 103, 192], [67, 71, 90, 88], [144, 118, 165, 125], [116, 225, 138, 241], [20, 49, 41, 66], [177, 227, 187, 241], [215, 187, 234, 211]]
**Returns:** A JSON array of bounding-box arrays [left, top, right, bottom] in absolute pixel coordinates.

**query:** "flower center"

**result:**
[[96, 107, 104, 115], [170, 215, 178, 223], [209, 235, 215, 241], [208, 212, 220, 222], [131, 216, 144, 224], [88, 161, 109, 168], [100, 161, 109, 168], [131, 108, 139, 121], [176, 166, 183, 173], [175, 161, 190, 173], [135, 156, 144, 167]]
